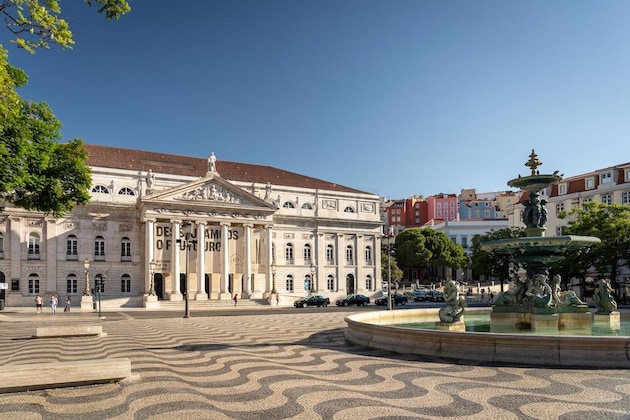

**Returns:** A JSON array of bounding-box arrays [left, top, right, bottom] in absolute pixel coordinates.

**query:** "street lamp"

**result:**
[[95, 274, 105, 317], [385, 227, 394, 311], [271, 263, 277, 294], [148, 259, 157, 296], [310, 262, 316, 294], [178, 221, 195, 319], [83, 259, 91, 296]]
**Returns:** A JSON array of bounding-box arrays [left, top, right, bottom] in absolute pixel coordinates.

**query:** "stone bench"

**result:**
[[0, 358, 132, 393], [33, 325, 105, 338]]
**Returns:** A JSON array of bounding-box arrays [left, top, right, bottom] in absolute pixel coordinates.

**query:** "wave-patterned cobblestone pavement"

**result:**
[[0, 311, 628, 419]]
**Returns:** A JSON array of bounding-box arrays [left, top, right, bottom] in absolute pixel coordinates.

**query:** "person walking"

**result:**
[[65, 296, 71, 313], [233, 293, 238, 306], [34, 295, 43, 314], [50, 295, 58, 315]]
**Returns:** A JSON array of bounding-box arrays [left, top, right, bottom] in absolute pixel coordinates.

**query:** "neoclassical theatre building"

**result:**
[[0, 145, 383, 308]]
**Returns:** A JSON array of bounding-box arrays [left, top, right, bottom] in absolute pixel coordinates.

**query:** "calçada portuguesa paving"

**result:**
[[0, 306, 628, 419]]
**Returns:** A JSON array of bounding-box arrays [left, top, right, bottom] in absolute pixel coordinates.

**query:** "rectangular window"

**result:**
[[121, 278, 131, 293], [558, 184, 567, 195], [461, 237, 468, 248], [585, 177, 595, 190], [66, 279, 78, 294], [556, 202, 564, 213], [285, 278, 294, 292], [28, 279, 39, 294], [600, 172, 613, 184], [626, 170, 630, 182], [622, 191, 630, 205], [601, 193, 612, 204], [327, 277, 335, 291], [366, 277, 373, 290]]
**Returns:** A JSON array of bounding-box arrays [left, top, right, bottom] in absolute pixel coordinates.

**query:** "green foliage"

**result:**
[[0, 49, 91, 216], [470, 227, 526, 281], [381, 252, 403, 283], [0, 0, 130, 53], [394, 228, 467, 280], [559, 202, 630, 290], [0, 0, 130, 215]]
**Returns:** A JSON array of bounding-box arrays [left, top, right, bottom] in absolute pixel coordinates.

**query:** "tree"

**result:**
[[394, 228, 467, 283], [0, 0, 130, 216], [1, 0, 130, 53], [381, 252, 403, 285], [559, 202, 630, 295], [470, 227, 526, 292]]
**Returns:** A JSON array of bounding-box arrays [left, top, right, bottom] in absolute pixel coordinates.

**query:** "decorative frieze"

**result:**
[[284, 233, 295, 239], [178, 184, 242, 204], [361, 202, 375, 213], [93, 222, 107, 231], [322, 199, 337, 209], [27, 219, 43, 227], [119, 224, 132, 232]]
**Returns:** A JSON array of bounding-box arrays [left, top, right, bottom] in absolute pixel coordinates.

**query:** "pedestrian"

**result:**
[[480, 288, 485, 302], [489, 291, 494, 302], [65, 296, 71, 313], [35, 295, 43, 314], [233, 293, 238, 306], [276, 293, 280, 306], [50, 295, 58, 315]]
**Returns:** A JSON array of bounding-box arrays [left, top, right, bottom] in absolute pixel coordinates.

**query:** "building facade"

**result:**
[[0, 145, 383, 308]]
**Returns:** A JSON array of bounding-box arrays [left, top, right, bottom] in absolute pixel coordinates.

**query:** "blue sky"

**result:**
[[3, 1, 630, 198]]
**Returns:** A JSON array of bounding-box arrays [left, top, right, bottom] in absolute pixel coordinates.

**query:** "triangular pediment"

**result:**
[[142, 175, 277, 211]]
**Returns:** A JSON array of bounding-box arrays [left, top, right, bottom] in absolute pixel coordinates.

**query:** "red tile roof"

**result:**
[[84, 144, 366, 194]]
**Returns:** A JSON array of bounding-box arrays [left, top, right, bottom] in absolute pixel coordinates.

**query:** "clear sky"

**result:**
[[3, 1, 630, 199]]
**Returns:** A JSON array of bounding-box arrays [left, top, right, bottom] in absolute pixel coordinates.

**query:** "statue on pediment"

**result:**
[[208, 152, 217, 173]]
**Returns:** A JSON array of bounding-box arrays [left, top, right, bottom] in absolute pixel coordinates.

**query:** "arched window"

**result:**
[[601, 193, 612, 204], [121, 237, 131, 261], [91, 185, 110, 194], [345, 245, 354, 265], [28, 273, 40, 294], [118, 187, 136, 196], [344, 206, 355, 213], [121, 274, 131, 293], [285, 274, 294, 292], [327, 274, 335, 291], [303, 244, 312, 264], [66, 274, 78, 294], [28, 233, 40, 259], [365, 275, 373, 291], [94, 236, 106, 261], [326, 244, 335, 265], [301, 203, 313, 210], [66, 235, 78, 260], [282, 201, 296, 209], [365, 246, 373, 265], [285, 243, 294, 264]]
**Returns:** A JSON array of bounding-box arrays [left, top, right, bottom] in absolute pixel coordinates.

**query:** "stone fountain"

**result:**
[[481, 150, 602, 332], [344, 150, 629, 368]]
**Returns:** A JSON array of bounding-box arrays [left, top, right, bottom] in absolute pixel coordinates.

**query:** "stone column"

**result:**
[[243, 224, 253, 297], [336, 234, 345, 293], [220, 222, 230, 300], [171, 220, 182, 299], [267, 225, 273, 297], [196, 222, 207, 300], [45, 218, 57, 294]]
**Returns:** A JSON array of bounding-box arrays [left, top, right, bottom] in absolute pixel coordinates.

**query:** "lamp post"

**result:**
[[95, 274, 105, 317], [271, 263, 277, 294], [385, 227, 394, 311], [310, 262, 316, 294], [83, 259, 91, 296], [178, 221, 195, 319], [148, 259, 157, 296]]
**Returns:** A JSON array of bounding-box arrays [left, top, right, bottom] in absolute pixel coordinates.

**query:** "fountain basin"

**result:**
[[344, 308, 630, 368]]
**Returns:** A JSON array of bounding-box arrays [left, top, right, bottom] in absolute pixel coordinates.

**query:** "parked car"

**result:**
[[428, 290, 445, 302], [375, 293, 408, 306], [336, 294, 370, 306], [294, 294, 330, 308], [412, 290, 429, 302]]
